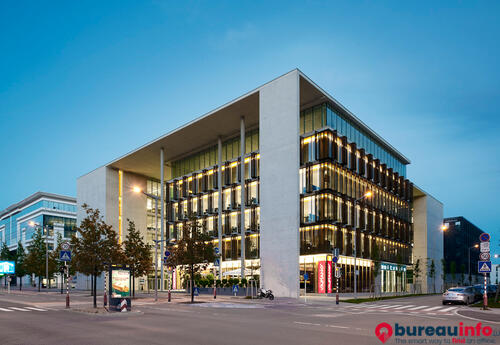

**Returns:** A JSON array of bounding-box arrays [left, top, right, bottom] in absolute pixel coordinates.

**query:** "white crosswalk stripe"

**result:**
[[9, 307, 29, 311], [439, 306, 457, 313], [378, 305, 403, 309], [392, 305, 416, 310], [25, 307, 47, 312], [422, 306, 442, 312], [0, 307, 13, 312], [407, 305, 428, 310]]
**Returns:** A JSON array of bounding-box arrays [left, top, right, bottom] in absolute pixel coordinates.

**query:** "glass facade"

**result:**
[[0, 196, 77, 248], [300, 103, 407, 177]]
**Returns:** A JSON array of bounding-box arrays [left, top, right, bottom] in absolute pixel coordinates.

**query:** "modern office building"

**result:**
[[77, 69, 443, 297], [0, 192, 77, 286], [443, 216, 484, 286]]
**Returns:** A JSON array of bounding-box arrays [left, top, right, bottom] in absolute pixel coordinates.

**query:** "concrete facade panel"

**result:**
[[259, 70, 300, 298]]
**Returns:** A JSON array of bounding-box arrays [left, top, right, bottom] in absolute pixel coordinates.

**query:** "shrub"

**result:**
[[240, 278, 247, 287], [216, 279, 222, 288], [222, 279, 229, 287]]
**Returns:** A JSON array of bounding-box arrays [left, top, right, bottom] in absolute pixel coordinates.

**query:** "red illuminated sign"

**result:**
[[318, 261, 326, 293], [327, 261, 332, 293]]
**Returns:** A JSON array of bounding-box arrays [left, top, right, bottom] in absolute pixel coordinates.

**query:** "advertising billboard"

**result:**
[[0, 261, 15, 274], [111, 268, 130, 298]]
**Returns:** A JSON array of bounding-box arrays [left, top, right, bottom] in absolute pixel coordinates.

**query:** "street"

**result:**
[[1, 290, 499, 345]]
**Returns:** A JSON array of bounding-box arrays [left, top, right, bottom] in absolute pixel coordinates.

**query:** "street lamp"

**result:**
[[353, 190, 372, 300], [468, 243, 479, 285], [28, 221, 50, 290], [133, 187, 160, 301]]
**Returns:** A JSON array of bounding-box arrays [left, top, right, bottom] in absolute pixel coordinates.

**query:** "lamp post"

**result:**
[[133, 187, 160, 301], [468, 244, 479, 285], [353, 191, 372, 300], [29, 221, 50, 291]]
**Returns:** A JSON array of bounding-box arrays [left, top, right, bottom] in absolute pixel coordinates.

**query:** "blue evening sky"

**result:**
[[1, 1, 499, 242]]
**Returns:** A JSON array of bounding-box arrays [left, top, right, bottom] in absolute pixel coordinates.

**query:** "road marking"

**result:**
[[392, 305, 416, 310], [439, 306, 457, 313], [326, 325, 349, 329], [0, 307, 13, 312], [378, 305, 402, 309], [422, 306, 442, 312], [25, 307, 47, 311], [9, 307, 29, 311], [407, 305, 428, 310], [364, 304, 389, 308], [294, 321, 321, 326]]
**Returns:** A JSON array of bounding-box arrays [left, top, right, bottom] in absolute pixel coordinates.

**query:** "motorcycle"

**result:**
[[258, 288, 275, 300]]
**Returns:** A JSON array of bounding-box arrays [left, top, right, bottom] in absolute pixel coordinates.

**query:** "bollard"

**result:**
[[120, 299, 128, 312], [213, 285, 217, 299]]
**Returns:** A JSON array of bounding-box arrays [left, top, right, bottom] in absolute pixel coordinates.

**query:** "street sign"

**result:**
[[164, 250, 170, 257], [232, 285, 239, 294], [193, 287, 199, 296], [61, 242, 70, 250], [214, 258, 220, 266], [59, 250, 71, 262], [478, 261, 492, 273], [480, 242, 490, 253], [480, 233, 491, 242], [214, 247, 219, 255], [480, 253, 491, 261], [335, 266, 341, 278], [303, 273, 309, 281], [332, 248, 339, 257], [332, 256, 338, 264], [0, 261, 15, 274]]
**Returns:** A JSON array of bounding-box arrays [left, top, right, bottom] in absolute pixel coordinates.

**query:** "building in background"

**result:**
[[412, 186, 444, 293], [443, 216, 484, 286], [0, 192, 77, 287], [77, 69, 442, 297]]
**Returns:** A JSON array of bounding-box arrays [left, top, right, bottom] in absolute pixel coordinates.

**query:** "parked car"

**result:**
[[474, 284, 498, 299], [442, 287, 475, 305], [472, 285, 483, 301]]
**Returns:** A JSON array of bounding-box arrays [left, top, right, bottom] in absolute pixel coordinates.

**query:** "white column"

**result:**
[[217, 137, 223, 280], [259, 70, 300, 298], [160, 148, 165, 291], [240, 117, 246, 279]]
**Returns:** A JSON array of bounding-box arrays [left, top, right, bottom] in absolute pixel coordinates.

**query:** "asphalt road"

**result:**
[[1, 292, 499, 345]]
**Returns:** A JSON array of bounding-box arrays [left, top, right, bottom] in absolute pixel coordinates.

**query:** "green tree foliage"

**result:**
[[460, 263, 466, 286], [413, 259, 421, 293], [1, 242, 13, 288], [71, 204, 125, 308], [441, 258, 447, 291], [123, 219, 152, 298], [169, 215, 215, 302], [428, 259, 436, 293], [450, 261, 457, 283], [25, 228, 57, 291], [15, 241, 27, 290]]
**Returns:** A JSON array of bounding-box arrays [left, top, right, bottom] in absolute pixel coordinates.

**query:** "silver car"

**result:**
[[442, 287, 475, 305]]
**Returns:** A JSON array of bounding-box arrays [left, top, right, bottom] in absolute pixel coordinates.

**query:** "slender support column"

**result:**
[[160, 148, 165, 291], [240, 117, 246, 279], [217, 137, 223, 280]]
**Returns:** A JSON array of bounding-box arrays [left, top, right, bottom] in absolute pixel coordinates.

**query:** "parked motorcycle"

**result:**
[[258, 288, 274, 300]]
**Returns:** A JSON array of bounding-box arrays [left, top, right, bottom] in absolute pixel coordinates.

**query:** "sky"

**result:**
[[1, 1, 499, 242]]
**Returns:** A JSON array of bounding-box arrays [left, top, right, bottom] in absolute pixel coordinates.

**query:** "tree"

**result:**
[[428, 259, 436, 293], [450, 261, 456, 284], [25, 228, 57, 291], [441, 259, 446, 292], [413, 259, 421, 293], [71, 204, 125, 308], [15, 242, 27, 290], [460, 263, 465, 286], [1, 242, 13, 288], [123, 219, 152, 298], [169, 214, 215, 303], [371, 243, 381, 297]]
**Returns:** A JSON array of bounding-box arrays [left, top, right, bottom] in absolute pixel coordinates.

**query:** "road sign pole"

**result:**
[[335, 263, 339, 305], [483, 272, 488, 310], [65, 262, 70, 309]]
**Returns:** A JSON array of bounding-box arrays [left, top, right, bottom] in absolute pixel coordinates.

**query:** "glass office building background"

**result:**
[[142, 102, 413, 293]]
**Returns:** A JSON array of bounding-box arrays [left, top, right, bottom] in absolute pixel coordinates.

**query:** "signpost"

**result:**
[[303, 273, 309, 303], [332, 247, 340, 305], [479, 233, 491, 310], [59, 250, 71, 262], [232, 284, 239, 296]]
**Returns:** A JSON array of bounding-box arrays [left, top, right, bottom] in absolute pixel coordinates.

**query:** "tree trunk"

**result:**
[[19, 277, 22, 291], [191, 265, 194, 303], [91, 275, 94, 296], [495, 283, 500, 303], [133, 274, 135, 298], [93, 272, 97, 308], [38, 276, 41, 292]]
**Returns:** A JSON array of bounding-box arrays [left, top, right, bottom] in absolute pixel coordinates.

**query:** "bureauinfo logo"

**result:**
[[375, 322, 493, 343]]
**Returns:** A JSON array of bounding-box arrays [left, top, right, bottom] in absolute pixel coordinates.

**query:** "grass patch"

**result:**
[[471, 300, 500, 308], [343, 293, 439, 304]]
